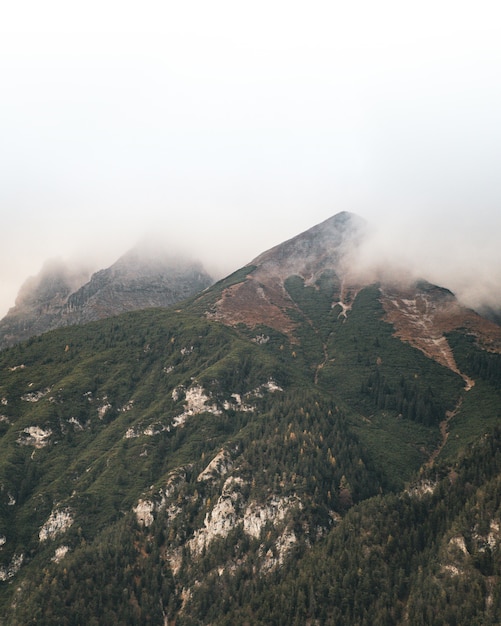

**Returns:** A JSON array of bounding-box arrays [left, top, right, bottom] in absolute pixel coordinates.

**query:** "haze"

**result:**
[[1, 1, 500, 318]]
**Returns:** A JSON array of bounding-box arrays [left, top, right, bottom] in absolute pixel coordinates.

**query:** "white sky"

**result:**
[[1, 1, 501, 316]]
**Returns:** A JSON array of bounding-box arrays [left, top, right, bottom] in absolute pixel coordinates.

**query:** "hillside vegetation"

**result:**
[[0, 268, 499, 624]]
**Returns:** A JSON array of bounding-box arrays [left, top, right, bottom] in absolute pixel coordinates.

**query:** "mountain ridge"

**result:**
[[188, 211, 501, 380], [0, 211, 500, 624], [0, 247, 213, 349]]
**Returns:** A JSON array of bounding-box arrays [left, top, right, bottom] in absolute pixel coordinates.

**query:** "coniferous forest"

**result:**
[[0, 265, 500, 624]]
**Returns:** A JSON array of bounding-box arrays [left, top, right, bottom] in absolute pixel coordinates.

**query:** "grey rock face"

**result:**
[[0, 249, 213, 349]]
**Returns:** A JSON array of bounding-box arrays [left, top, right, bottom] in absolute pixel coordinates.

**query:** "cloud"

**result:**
[[1, 1, 500, 317], [347, 207, 501, 312]]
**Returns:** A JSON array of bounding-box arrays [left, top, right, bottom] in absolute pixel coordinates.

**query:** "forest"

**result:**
[[0, 276, 500, 624]]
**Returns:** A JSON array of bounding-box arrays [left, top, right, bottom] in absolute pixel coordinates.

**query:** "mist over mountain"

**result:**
[[0, 246, 213, 349], [2, 207, 501, 326], [190, 212, 501, 375], [478, 305, 501, 327], [1, 211, 501, 623]]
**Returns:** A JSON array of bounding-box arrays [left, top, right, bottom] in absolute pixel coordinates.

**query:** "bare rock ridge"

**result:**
[[0, 259, 91, 349], [3, 210, 501, 370], [0, 249, 213, 349], [63, 248, 212, 322]]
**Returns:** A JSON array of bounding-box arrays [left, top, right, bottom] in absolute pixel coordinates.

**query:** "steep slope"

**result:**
[[0, 259, 90, 349], [0, 212, 500, 625], [0, 248, 213, 349], [189, 211, 501, 382], [197, 211, 366, 335], [63, 247, 213, 323]]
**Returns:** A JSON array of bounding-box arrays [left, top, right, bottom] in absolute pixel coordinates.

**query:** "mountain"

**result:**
[[0, 248, 213, 350], [190, 211, 501, 380], [0, 212, 501, 625]]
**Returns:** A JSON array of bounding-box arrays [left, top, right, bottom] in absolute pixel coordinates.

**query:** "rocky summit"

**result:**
[[0, 212, 501, 625], [0, 247, 213, 350]]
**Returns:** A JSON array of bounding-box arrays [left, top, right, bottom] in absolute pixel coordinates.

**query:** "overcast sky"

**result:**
[[1, 1, 501, 317]]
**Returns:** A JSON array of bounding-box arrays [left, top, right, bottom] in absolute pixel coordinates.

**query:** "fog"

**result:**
[[347, 209, 501, 312], [1, 1, 500, 317]]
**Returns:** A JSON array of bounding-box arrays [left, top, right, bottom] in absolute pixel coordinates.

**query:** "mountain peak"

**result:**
[[2, 212, 501, 624], [13, 259, 90, 309], [193, 212, 501, 376], [198, 212, 368, 336], [251, 211, 366, 276], [319, 209, 365, 228], [0, 249, 213, 349]]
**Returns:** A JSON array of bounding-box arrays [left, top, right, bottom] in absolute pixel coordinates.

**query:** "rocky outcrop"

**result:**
[[197, 448, 235, 483], [17, 426, 53, 448], [0, 259, 89, 349], [39, 508, 74, 542], [0, 248, 213, 349], [189, 476, 245, 554], [62, 247, 213, 324], [133, 471, 187, 528], [0, 553, 24, 581], [188, 475, 301, 557]]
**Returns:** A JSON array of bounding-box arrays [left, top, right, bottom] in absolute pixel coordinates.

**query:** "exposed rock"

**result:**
[[488, 520, 500, 548], [449, 535, 468, 555], [133, 472, 186, 527], [67, 417, 85, 431], [0, 553, 24, 581], [195, 212, 501, 372], [39, 508, 74, 542], [97, 399, 112, 419], [197, 448, 234, 483], [406, 479, 437, 498], [472, 518, 500, 552], [0, 248, 213, 349], [172, 385, 221, 428], [189, 477, 244, 554], [128, 380, 280, 442], [242, 379, 283, 401], [165, 546, 184, 576], [261, 529, 298, 573], [189, 478, 301, 557], [18, 426, 52, 448], [21, 388, 51, 403], [252, 334, 270, 344], [380, 283, 486, 385], [261, 380, 283, 393], [134, 499, 155, 527], [222, 393, 254, 412], [0, 259, 89, 349], [442, 564, 462, 577], [52, 545, 70, 563], [243, 496, 301, 539], [127, 384, 222, 440]]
